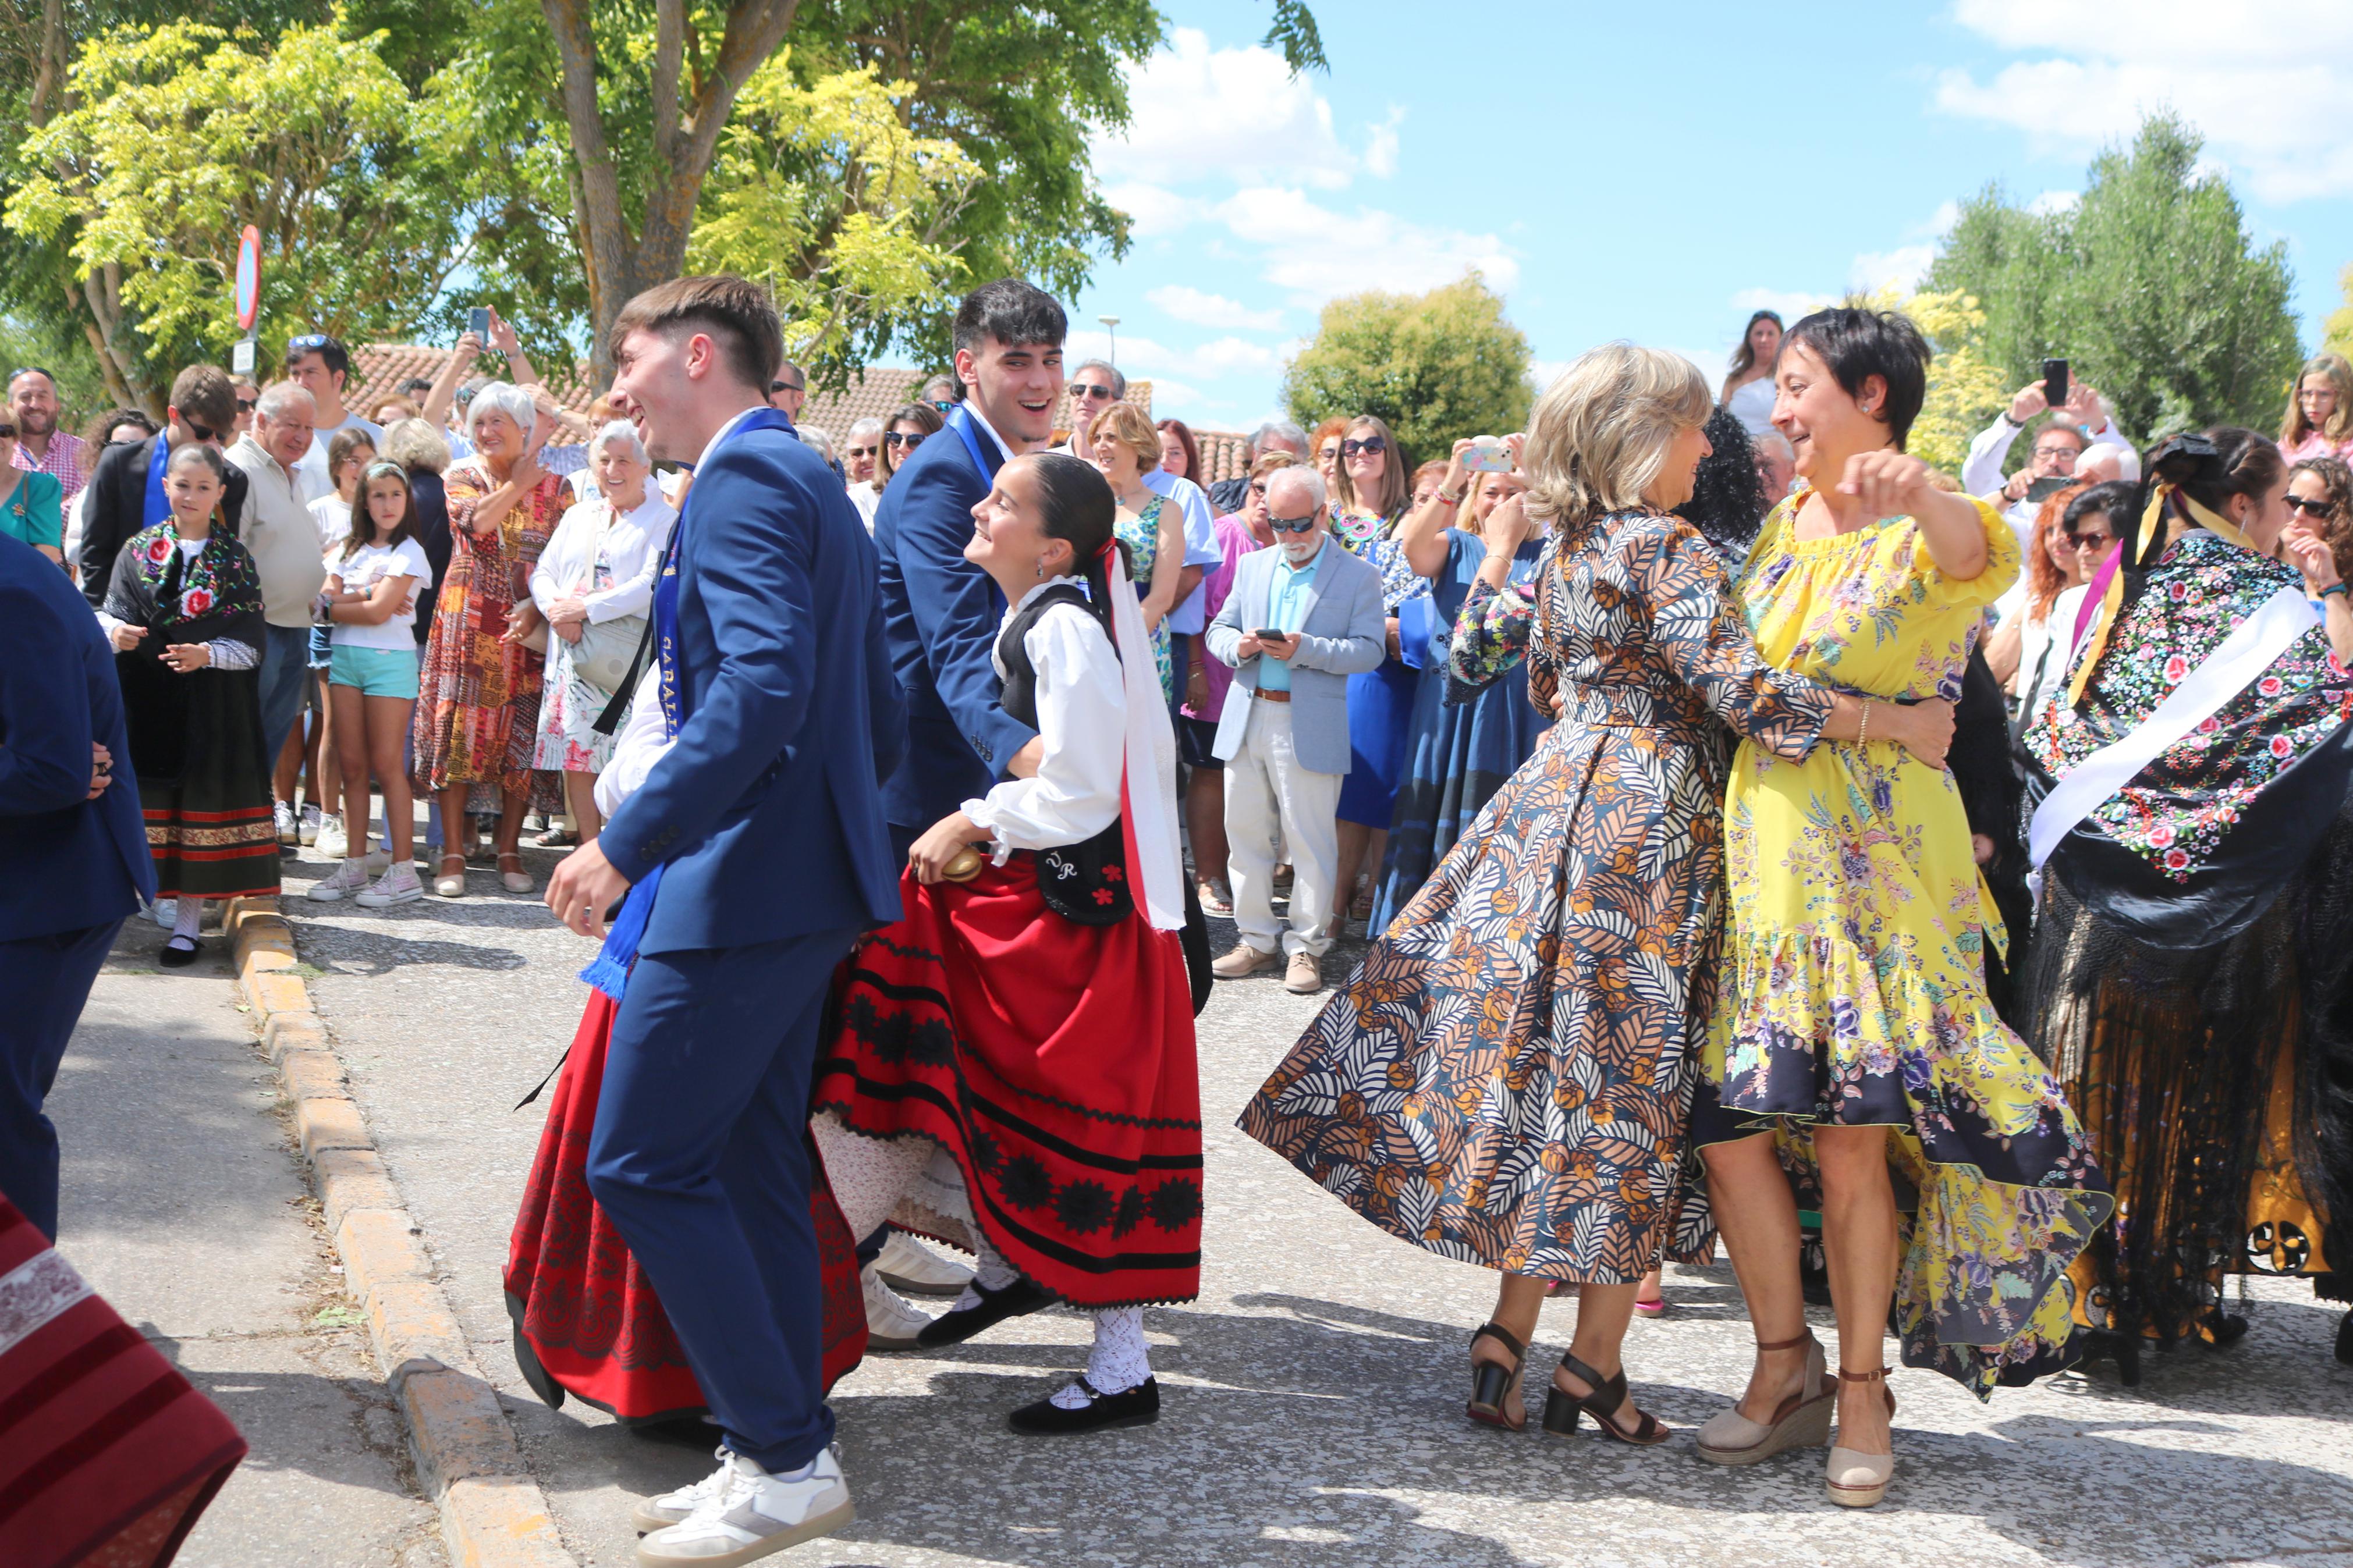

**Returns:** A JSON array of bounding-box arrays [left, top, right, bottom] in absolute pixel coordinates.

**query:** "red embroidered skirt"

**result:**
[[814, 858, 1204, 1308], [0, 1199, 247, 1568], [503, 991, 867, 1423]]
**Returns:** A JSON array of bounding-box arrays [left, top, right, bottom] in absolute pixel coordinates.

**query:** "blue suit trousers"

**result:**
[[584, 926, 860, 1472], [0, 920, 123, 1239]]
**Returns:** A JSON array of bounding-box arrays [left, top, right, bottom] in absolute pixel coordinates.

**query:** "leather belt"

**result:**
[[1254, 687, 1292, 703]]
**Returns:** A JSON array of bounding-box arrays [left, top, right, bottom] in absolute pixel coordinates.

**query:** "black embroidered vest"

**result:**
[[996, 584, 1131, 925]]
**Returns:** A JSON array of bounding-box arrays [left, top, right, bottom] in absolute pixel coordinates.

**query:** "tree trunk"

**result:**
[[539, 0, 803, 387]]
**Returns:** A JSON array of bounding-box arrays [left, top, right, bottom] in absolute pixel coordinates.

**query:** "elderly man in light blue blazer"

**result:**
[[1204, 465, 1386, 994]]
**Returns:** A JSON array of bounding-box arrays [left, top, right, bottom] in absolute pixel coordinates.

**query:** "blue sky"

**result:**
[[1053, 0, 2353, 436]]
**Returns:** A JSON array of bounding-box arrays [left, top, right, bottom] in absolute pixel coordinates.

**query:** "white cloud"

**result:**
[[1849, 244, 1937, 293], [1101, 182, 1202, 240], [1938, 2, 2353, 201], [1145, 285, 1284, 332], [1219, 187, 1518, 304], [1062, 328, 1293, 389], [2025, 189, 2080, 216], [1362, 108, 1405, 179], [1731, 287, 1834, 321], [1092, 29, 1371, 191]]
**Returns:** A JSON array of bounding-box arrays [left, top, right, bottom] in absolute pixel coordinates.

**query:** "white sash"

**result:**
[[2028, 585, 2317, 873]]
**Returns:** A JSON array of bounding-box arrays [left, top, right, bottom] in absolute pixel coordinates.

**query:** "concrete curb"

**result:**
[[226, 896, 579, 1568]]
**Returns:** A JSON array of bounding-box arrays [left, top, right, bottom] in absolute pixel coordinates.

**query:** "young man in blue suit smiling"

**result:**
[[544, 276, 903, 1566], [871, 278, 1070, 858]]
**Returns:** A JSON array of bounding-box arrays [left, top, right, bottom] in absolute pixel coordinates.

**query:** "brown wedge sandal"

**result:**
[[1464, 1322, 1529, 1431], [1540, 1352, 1669, 1445], [1695, 1330, 1839, 1465]]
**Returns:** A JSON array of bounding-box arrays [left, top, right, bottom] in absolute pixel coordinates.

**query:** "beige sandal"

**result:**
[[498, 851, 534, 895], [1696, 1331, 1837, 1466], [432, 854, 467, 899], [1825, 1365, 1896, 1506]]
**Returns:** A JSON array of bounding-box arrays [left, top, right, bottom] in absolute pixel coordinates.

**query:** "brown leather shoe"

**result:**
[[1284, 951, 1322, 994], [1211, 943, 1280, 979]]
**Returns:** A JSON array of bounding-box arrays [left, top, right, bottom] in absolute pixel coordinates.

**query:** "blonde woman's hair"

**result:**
[[378, 417, 450, 474], [1521, 343, 1712, 530], [2284, 351, 2353, 447], [1087, 401, 1162, 472]]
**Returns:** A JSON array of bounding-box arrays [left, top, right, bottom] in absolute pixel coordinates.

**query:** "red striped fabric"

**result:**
[[0, 1201, 246, 1568]]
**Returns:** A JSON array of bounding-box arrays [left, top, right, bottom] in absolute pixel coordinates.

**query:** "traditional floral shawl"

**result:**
[[103, 520, 267, 645], [2025, 527, 2353, 942]]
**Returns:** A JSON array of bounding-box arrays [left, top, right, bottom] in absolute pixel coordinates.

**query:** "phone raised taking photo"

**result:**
[[2042, 357, 2070, 412], [469, 306, 493, 341], [2025, 474, 2074, 503], [1461, 441, 1513, 474]]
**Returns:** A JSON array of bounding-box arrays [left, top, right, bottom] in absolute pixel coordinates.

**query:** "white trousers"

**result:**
[[1222, 698, 1341, 958]]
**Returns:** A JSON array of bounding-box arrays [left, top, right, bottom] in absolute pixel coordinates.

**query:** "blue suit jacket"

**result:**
[[871, 409, 1039, 831], [0, 532, 154, 940], [598, 414, 905, 955]]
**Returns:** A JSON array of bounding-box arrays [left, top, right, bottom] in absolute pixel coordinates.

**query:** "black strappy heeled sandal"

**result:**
[[1465, 1322, 1529, 1431], [1541, 1352, 1669, 1446]]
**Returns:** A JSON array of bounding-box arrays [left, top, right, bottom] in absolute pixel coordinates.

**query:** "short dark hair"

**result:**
[[396, 377, 434, 399], [86, 407, 155, 447], [952, 278, 1067, 361], [2061, 479, 2136, 538], [284, 333, 351, 381], [168, 365, 237, 434], [7, 365, 55, 392], [611, 275, 783, 393], [1779, 306, 1930, 452]]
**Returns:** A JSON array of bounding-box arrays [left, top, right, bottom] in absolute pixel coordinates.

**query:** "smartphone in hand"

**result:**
[[469, 306, 493, 341], [1254, 627, 1286, 642], [1461, 441, 1514, 474], [2042, 357, 2070, 413]]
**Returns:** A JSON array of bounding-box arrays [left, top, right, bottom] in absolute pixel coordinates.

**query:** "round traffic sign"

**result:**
[[235, 225, 261, 331]]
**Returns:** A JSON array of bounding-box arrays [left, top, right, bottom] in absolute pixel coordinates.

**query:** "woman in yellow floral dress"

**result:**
[[1693, 308, 2112, 1509]]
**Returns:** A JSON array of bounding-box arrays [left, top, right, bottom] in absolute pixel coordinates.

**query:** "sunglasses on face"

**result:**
[[0, 422, 15, 439], [236, 398, 255, 413], [181, 418, 221, 443], [1069, 383, 1115, 401], [884, 431, 926, 449], [1268, 513, 1318, 534], [1342, 436, 1386, 457], [2060, 530, 2113, 550], [846, 445, 878, 459], [771, 379, 803, 394], [2286, 494, 2337, 518]]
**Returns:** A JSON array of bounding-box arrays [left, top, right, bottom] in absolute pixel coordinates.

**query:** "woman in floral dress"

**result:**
[[1087, 402, 1186, 703], [1240, 346, 1948, 1448], [1695, 308, 2112, 1509], [1330, 414, 1424, 924], [411, 381, 571, 897], [2023, 430, 2353, 1374]]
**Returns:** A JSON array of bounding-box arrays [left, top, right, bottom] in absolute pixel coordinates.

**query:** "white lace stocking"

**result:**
[[950, 1229, 1021, 1311], [1048, 1307, 1151, 1408]]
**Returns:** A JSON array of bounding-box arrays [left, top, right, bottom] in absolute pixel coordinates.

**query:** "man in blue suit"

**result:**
[[872, 278, 1070, 857], [544, 276, 902, 1566], [0, 531, 155, 1240]]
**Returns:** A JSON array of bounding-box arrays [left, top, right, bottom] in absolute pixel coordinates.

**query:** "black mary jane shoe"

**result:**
[[914, 1276, 1054, 1350], [158, 937, 202, 969], [1009, 1375, 1160, 1435]]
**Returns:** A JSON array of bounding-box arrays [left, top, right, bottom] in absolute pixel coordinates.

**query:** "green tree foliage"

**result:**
[[6, 16, 467, 406], [2326, 262, 2353, 362], [1281, 273, 1532, 467], [1925, 112, 2301, 445]]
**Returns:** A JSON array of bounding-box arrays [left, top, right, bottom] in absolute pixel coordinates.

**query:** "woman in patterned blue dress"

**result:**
[[1330, 415, 1423, 925], [1238, 347, 1953, 1445]]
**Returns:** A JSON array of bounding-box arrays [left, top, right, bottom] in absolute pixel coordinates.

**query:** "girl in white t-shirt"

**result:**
[[309, 463, 433, 906]]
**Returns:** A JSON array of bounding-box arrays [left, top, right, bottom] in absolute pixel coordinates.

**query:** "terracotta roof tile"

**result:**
[[347, 344, 600, 418]]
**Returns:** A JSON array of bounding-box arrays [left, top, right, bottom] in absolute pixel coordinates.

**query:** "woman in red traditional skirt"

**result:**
[[502, 657, 868, 1431], [814, 451, 1202, 1435]]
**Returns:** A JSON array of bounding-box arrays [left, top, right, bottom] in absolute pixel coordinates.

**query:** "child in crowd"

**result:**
[[97, 443, 280, 963], [308, 462, 432, 905]]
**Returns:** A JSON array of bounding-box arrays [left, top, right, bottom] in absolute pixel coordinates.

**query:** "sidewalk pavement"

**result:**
[[51, 919, 445, 1568], [264, 835, 2353, 1568]]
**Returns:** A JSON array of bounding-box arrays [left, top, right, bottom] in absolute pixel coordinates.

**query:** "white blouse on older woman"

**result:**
[[529, 490, 677, 624]]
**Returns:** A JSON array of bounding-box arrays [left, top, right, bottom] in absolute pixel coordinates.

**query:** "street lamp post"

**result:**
[[1098, 315, 1120, 368]]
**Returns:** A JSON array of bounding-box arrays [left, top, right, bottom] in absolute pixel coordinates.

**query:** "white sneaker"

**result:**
[[874, 1231, 974, 1299], [631, 1445, 738, 1534], [275, 800, 299, 845], [298, 803, 322, 845], [149, 899, 176, 928], [354, 861, 423, 907], [861, 1264, 931, 1350], [308, 858, 371, 901], [636, 1447, 853, 1565], [364, 846, 392, 874], [317, 813, 348, 859]]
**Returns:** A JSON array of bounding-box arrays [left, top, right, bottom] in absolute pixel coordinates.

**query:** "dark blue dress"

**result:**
[[1367, 529, 1550, 934], [1336, 529, 1429, 829]]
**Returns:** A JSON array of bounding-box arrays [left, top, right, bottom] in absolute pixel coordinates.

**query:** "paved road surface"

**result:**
[[52, 921, 445, 1568], [175, 840, 2353, 1566]]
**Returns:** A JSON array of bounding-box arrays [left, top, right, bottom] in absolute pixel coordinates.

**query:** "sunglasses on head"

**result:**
[[1268, 513, 1318, 534], [288, 332, 332, 352], [884, 431, 926, 449], [1342, 436, 1386, 457], [1069, 383, 1116, 401]]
